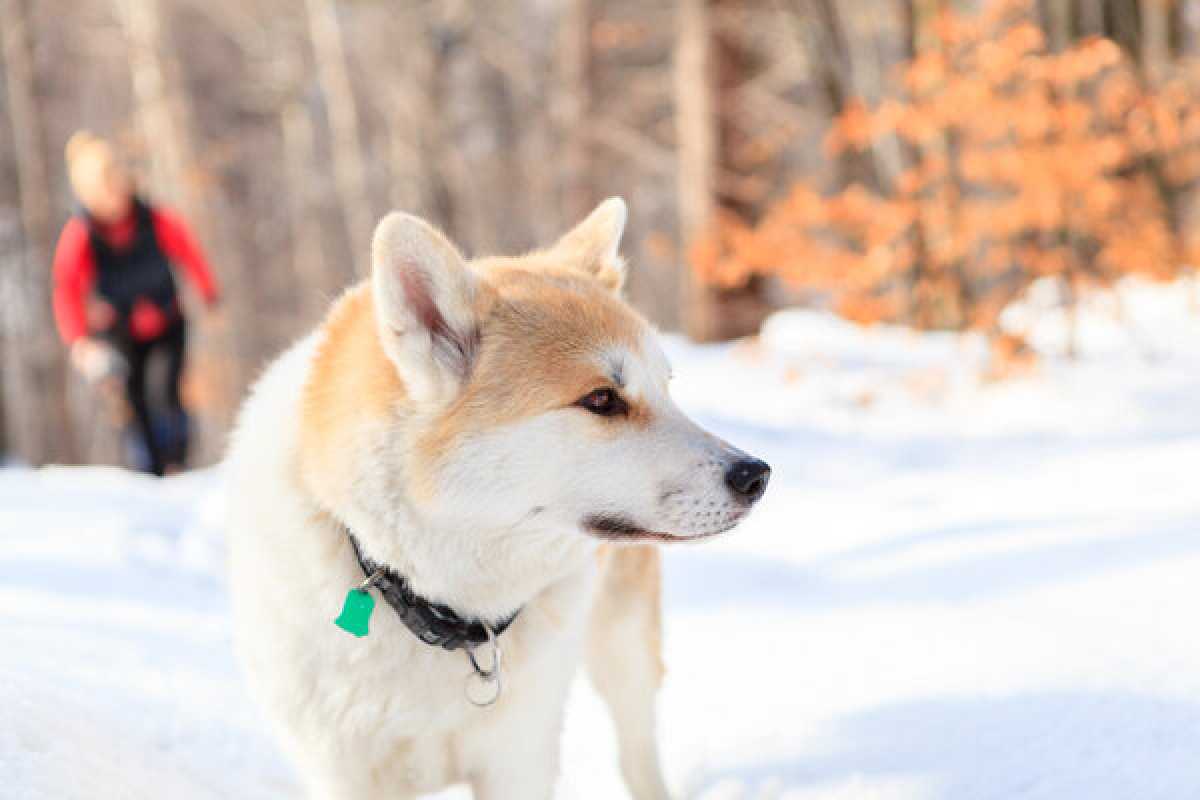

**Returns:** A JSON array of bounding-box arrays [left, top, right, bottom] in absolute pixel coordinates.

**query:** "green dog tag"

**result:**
[[334, 588, 375, 637]]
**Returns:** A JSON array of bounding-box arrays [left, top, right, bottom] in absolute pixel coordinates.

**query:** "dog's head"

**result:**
[[307, 199, 768, 547], [370, 198, 769, 543]]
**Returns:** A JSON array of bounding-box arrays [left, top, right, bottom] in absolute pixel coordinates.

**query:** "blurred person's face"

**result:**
[[71, 148, 133, 224]]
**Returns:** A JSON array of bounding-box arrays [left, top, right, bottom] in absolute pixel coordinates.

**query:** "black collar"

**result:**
[[347, 531, 520, 652]]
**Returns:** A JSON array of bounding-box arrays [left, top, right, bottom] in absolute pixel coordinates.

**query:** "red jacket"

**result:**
[[52, 205, 219, 344]]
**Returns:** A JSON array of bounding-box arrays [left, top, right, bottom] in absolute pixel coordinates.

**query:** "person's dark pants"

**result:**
[[109, 319, 189, 476]]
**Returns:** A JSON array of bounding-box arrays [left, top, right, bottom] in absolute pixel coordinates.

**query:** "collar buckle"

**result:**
[[358, 569, 384, 592], [464, 623, 502, 707]]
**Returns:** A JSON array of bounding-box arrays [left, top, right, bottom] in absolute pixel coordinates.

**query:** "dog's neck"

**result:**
[[336, 499, 596, 626], [344, 527, 519, 649], [296, 292, 597, 622]]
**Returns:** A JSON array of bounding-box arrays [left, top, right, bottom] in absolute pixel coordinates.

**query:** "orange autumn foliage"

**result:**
[[692, 0, 1200, 335]]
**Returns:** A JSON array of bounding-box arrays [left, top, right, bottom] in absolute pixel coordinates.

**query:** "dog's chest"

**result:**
[[300, 572, 593, 777]]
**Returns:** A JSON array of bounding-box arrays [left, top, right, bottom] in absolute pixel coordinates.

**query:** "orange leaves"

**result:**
[[1057, 100, 1092, 136], [837, 293, 904, 326], [1091, 136, 1128, 170], [871, 100, 907, 139], [826, 184, 876, 227], [905, 52, 948, 96], [689, 211, 759, 289], [1014, 96, 1055, 140], [688, 0, 1195, 334], [976, 40, 1023, 85], [825, 100, 873, 155], [895, 105, 945, 145], [1097, 73, 1138, 121], [987, 332, 1038, 380], [1064, 37, 1123, 81], [1001, 22, 1045, 57]]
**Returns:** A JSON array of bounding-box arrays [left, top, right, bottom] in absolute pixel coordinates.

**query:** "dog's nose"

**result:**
[[725, 458, 770, 504]]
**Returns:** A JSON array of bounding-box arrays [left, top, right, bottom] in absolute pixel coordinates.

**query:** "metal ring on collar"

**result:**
[[466, 622, 501, 680]]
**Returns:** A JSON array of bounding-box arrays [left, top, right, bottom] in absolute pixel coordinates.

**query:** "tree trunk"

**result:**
[[0, 0, 77, 465], [373, 13, 436, 222], [117, 0, 193, 209], [280, 101, 333, 325], [305, 0, 374, 265], [1076, 0, 1105, 36], [1104, 0, 1143, 58], [905, 0, 946, 54], [899, 0, 940, 326], [1179, 0, 1200, 55], [675, 0, 718, 341], [790, 0, 892, 192], [675, 0, 772, 341], [556, 0, 593, 223], [0, 354, 7, 458], [1142, 0, 1172, 82], [1044, 0, 1073, 51]]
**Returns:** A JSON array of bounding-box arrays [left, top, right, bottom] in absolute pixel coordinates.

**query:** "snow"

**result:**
[[3, 278, 1199, 799]]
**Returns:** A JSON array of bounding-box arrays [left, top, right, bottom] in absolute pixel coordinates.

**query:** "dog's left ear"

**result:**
[[551, 197, 628, 292], [371, 212, 480, 406]]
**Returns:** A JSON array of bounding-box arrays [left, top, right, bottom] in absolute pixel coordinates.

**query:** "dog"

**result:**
[[225, 198, 770, 799]]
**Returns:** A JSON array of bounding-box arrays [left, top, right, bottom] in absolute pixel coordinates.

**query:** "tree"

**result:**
[[693, 0, 1198, 356], [1, 0, 77, 464], [304, 0, 373, 262]]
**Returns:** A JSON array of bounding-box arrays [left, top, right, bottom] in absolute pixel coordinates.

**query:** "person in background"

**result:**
[[52, 131, 220, 476]]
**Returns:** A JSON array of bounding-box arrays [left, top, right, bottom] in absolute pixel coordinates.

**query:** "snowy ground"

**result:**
[[2, 279, 1199, 799]]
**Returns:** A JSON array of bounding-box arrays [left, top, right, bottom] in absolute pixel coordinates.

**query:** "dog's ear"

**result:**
[[371, 212, 480, 405], [551, 197, 628, 292]]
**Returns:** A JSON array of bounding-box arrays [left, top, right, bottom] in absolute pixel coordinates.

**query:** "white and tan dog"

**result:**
[[225, 198, 770, 799]]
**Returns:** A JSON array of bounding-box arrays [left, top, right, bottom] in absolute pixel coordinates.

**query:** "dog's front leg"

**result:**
[[299, 755, 413, 800], [462, 658, 575, 800], [587, 545, 672, 800], [469, 761, 557, 800], [465, 717, 560, 800]]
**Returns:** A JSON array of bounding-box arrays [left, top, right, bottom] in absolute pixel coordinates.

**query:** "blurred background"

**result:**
[[4, 3, 1200, 797], [1, 0, 1199, 465]]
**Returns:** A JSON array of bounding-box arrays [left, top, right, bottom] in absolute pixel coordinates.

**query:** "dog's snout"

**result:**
[[725, 458, 770, 504]]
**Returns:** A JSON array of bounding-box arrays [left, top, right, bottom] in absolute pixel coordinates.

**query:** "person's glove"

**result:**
[[70, 338, 127, 383]]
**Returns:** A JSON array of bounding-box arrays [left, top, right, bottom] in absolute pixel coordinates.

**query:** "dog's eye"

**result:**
[[577, 388, 627, 417]]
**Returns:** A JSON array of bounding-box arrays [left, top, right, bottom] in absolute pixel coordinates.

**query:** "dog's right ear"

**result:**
[[371, 212, 480, 406], [551, 197, 628, 292]]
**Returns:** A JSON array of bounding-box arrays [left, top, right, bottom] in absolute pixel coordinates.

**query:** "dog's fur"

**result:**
[[225, 199, 766, 799]]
